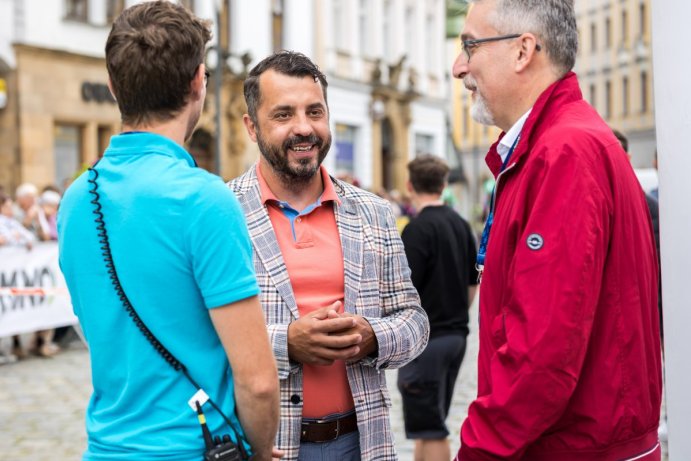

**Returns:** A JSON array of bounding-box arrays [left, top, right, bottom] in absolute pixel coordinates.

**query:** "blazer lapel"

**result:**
[[237, 172, 299, 320], [334, 185, 364, 315]]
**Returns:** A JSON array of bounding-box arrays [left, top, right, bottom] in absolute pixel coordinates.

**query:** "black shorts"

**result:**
[[397, 333, 467, 439]]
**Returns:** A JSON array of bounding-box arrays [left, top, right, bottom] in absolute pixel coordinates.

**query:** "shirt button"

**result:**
[[290, 394, 301, 404]]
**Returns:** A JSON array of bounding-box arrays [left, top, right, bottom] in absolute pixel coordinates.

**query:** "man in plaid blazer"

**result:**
[[228, 51, 430, 460]]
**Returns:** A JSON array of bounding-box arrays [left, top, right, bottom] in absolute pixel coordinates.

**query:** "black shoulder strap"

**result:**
[[87, 166, 249, 458]]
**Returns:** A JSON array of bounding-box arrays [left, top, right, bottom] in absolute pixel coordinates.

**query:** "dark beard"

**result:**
[[257, 133, 331, 187]]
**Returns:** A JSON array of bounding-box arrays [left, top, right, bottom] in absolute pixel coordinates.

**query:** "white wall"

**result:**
[[651, 1, 691, 459], [283, 0, 315, 58], [0, 0, 15, 67], [21, 1, 110, 58], [232, 0, 272, 66]]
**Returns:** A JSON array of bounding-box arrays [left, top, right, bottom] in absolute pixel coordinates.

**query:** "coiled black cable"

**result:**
[[87, 167, 249, 459]]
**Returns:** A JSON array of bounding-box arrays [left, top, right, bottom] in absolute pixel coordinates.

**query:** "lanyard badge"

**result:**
[[476, 135, 520, 282]]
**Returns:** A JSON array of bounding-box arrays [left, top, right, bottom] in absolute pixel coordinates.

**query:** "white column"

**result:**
[[651, 1, 691, 459], [283, 0, 315, 58]]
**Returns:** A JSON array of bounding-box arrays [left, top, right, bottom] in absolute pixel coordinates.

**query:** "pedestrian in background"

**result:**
[[57, 2, 279, 460], [13, 183, 41, 236], [452, 0, 661, 460], [397, 154, 478, 461], [229, 50, 429, 461]]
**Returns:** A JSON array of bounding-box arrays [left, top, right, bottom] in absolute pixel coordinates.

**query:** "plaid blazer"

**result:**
[[229, 166, 429, 460]]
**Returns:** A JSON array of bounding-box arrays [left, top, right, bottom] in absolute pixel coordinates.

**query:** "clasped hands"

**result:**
[[287, 301, 377, 366]]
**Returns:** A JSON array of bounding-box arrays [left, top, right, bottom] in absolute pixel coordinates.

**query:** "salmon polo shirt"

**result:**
[[256, 164, 355, 419]]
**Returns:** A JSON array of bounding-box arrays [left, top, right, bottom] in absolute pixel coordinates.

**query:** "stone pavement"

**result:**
[[0, 301, 668, 460]]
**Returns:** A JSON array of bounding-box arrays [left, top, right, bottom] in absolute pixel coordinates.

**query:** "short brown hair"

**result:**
[[105, 1, 212, 126], [244, 51, 328, 125], [407, 155, 450, 195]]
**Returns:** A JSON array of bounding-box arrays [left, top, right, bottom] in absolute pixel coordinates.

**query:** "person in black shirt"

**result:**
[[397, 154, 479, 461]]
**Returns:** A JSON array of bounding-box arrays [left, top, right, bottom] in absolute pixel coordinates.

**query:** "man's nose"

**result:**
[[292, 114, 314, 136], [452, 52, 469, 80]]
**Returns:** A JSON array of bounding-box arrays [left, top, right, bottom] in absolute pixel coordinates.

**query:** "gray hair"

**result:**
[[469, 0, 578, 76]]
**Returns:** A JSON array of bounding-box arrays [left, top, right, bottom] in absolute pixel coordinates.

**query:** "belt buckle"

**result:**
[[320, 417, 340, 442], [304, 418, 340, 443]]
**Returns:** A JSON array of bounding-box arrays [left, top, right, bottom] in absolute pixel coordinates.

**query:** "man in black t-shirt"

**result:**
[[398, 155, 479, 461]]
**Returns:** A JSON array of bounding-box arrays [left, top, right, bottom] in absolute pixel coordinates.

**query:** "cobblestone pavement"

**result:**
[[0, 301, 668, 460]]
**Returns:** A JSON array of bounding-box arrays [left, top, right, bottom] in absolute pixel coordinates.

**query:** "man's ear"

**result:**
[[516, 33, 540, 72], [190, 65, 206, 99], [243, 114, 258, 142], [107, 78, 117, 102]]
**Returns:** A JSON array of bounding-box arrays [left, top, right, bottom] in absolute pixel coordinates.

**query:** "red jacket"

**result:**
[[458, 73, 662, 461]]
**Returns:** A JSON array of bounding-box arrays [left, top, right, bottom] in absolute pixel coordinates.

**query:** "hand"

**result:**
[[287, 302, 363, 365], [327, 311, 378, 363], [249, 446, 284, 461]]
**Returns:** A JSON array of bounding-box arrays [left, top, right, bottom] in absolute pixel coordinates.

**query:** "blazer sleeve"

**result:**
[[363, 204, 430, 369]]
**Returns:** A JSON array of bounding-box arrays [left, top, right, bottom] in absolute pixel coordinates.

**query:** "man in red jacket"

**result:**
[[451, 1, 662, 460]]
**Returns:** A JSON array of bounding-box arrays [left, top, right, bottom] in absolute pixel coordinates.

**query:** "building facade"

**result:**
[[235, 0, 449, 193], [0, 0, 449, 196]]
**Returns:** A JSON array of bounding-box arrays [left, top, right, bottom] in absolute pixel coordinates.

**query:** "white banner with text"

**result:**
[[0, 243, 77, 337]]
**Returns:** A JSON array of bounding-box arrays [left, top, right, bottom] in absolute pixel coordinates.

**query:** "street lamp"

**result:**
[[205, 4, 251, 177]]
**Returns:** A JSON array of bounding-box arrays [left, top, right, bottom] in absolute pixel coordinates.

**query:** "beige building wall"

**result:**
[[8, 45, 120, 192], [575, 0, 655, 167], [0, 72, 20, 192]]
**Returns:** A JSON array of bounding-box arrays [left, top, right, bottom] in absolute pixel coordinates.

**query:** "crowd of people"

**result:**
[[0, 181, 67, 364]]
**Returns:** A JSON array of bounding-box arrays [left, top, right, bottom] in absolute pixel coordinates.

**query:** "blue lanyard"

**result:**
[[476, 135, 520, 270]]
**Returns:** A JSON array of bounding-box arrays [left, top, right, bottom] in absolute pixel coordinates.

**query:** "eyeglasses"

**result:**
[[204, 70, 210, 88], [462, 33, 541, 62]]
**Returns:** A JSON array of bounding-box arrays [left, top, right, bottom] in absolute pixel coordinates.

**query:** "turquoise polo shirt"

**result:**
[[57, 132, 259, 461]]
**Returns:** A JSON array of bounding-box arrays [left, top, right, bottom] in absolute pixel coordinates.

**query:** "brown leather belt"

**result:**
[[300, 413, 358, 443]]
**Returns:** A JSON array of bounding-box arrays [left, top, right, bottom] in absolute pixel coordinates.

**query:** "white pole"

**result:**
[[651, 1, 691, 458]]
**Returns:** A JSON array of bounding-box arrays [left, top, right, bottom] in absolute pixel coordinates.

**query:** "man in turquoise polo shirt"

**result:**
[[57, 2, 279, 460]]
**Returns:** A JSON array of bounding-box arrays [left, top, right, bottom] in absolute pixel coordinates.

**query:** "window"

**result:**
[[335, 124, 357, 175], [54, 124, 82, 186], [639, 3, 646, 38], [590, 22, 597, 52], [605, 17, 611, 49], [65, 0, 88, 21], [621, 9, 628, 45], [415, 133, 434, 156], [589, 83, 597, 108], [605, 80, 612, 118], [622, 76, 629, 116], [641, 71, 648, 113], [272, 0, 284, 52]]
